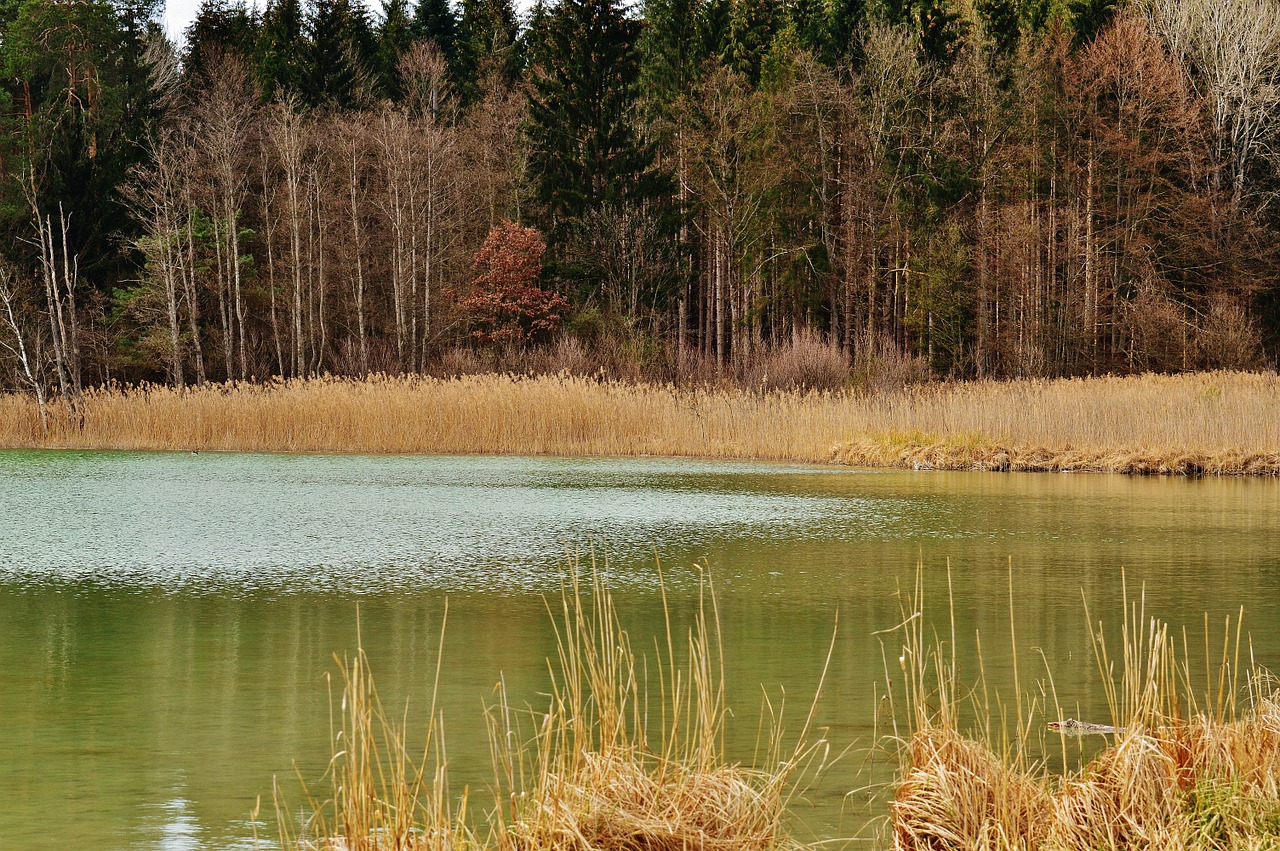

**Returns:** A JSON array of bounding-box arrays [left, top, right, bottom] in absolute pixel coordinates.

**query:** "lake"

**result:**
[[1, 450, 1277, 849]]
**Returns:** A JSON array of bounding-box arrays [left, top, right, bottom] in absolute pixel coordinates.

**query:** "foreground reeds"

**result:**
[[887, 574, 1280, 850], [3, 370, 1280, 475], [277, 564, 830, 851]]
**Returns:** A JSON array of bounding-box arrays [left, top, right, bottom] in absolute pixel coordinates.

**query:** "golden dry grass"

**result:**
[[278, 564, 828, 851], [274, 609, 480, 851], [885, 575, 1280, 851], [489, 566, 828, 851], [2, 370, 1278, 474]]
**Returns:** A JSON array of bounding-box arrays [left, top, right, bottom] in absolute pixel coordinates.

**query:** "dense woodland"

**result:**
[[2, 0, 1280, 395]]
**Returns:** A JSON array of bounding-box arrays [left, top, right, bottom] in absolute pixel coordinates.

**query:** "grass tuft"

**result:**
[[884, 571, 1280, 850], [277, 562, 831, 851]]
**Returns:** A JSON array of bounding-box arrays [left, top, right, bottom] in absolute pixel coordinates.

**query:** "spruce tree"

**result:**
[[377, 0, 414, 96], [527, 0, 663, 242], [727, 0, 779, 82], [308, 0, 376, 107], [185, 0, 259, 85], [698, 0, 732, 65], [411, 0, 459, 64], [257, 0, 308, 100], [455, 0, 519, 101], [825, 0, 866, 63], [638, 0, 704, 108], [1068, 0, 1116, 44], [976, 0, 1019, 56]]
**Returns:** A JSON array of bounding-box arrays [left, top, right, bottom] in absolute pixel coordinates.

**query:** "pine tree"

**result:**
[[0, 0, 155, 291], [527, 0, 665, 242]]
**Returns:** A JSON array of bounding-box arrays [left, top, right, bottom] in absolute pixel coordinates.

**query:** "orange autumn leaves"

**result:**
[[460, 222, 569, 346]]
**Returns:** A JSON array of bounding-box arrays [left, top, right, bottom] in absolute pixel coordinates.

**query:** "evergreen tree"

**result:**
[[308, 0, 376, 107], [638, 0, 704, 108], [0, 0, 155, 287], [411, 0, 459, 64], [876, 0, 965, 65], [1069, 0, 1116, 44], [185, 0, 259, 86], [527, 0, 665, 243], [455, 0, 519, 101], [916, 0, 965, 64], [728, 0, 780, 82], [825, 0, 867, 62], [698, 0, 732, 65], [257, 0, 309, 99], [377, 0, 414, 96], [976, 0, 1018, 57]]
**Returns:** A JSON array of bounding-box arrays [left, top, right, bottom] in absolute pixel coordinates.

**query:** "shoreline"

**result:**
[[1, 370, 1277, 477]]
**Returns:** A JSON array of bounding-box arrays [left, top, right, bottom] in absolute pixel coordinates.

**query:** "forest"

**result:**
[[2, 0, 1279, 395]]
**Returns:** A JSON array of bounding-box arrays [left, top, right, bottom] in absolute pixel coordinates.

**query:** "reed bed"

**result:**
[[886, 574, 1280, 850], [277, 564, 829, 851], [3, 370, 1278, 474]]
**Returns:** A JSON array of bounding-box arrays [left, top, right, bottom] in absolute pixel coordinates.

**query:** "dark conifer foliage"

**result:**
[[257, 0, 309, 99], [185, 0, 260, 84], [975, 0, 1018, 57], [376, 0, 414, 95], [824, 0, 866, 62], [1070, 0, 1117, 44], [411, 0, 459, 64], [527, 0, 661, 235], [456, 0, 520, 98], [0, 0, 157, 285], [638, 0, 704, 106], [307, 0, 376, 106]]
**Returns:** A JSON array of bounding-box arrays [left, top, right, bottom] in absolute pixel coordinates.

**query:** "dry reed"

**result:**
[[489, 563, 831, 851], [885, 573, 1280, 851], [275, 608, 478, 851], [2, 370, 1279, 475], [277, 564, 831, 851]]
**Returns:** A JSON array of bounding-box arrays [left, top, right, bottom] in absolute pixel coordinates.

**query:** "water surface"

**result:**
[[1, 451, 1278, 849]]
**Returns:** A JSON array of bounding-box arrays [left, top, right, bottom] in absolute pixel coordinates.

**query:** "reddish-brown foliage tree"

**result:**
[[461, 223, 568, 346]]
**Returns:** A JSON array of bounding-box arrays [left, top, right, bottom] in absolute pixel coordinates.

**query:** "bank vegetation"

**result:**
[[2, 369, 1278, 476], [274, 567, 832, 851], [275, 565, 1280, 850], [888, 576, 1280, 850]]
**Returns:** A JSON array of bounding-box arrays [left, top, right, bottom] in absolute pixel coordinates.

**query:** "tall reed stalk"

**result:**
[[277, 562, 834, 851], [489, 561, 834, 851], [885, 569, 1280, 851], [276, 607, 478, 851]]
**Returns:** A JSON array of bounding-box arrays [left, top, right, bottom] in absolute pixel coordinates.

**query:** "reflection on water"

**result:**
[[0, 451, 1277, 849]]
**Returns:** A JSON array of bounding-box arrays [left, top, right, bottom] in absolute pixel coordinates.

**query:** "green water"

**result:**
[[1, 451, 1278, 849]]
